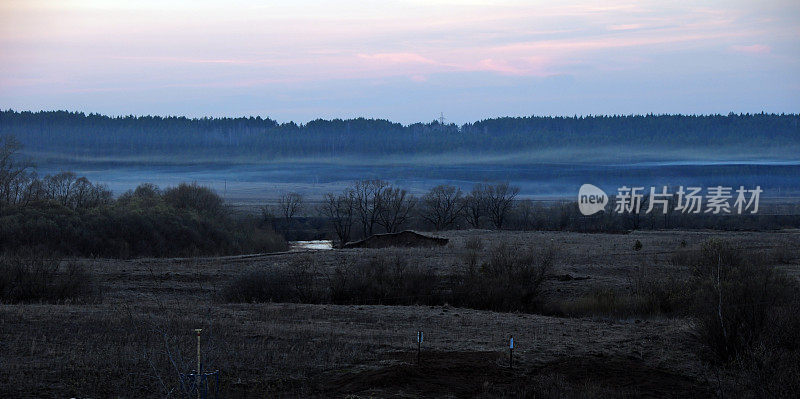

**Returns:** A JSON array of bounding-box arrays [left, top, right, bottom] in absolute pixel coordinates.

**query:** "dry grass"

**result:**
[[1, 229, 799, 397]]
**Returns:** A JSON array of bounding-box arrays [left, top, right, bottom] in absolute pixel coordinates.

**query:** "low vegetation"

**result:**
[[545, 238, 800, 397], [0, 136, 287, 258], [0, 255, 100, 304], [0, 182, 287, 258], [222, 242, 556, 312]]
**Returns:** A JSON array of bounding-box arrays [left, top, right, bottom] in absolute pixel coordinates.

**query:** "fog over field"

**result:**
[[4, 110, 799, 201]]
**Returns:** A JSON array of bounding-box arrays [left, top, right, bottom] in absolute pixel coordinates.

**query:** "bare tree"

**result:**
[[463, 184, 487, 229], [484, 182, 520, 229], [0, 136, 33, 205], [517, 198, 534, 230], [377, 187, 416, 233], [320, 189, 356, 246], [353, 179, 389, 237], [72, 178, 112, 209], [278, 192, 304, 222], [420, 184, 464, 231], [17, 174, 45, 206], [45, 171, 78, 206]]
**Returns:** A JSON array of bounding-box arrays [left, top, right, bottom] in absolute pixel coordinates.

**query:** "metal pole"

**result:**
[[509, 335, 514, 369], [194, 329, 202, 399], [417, 331, 422, 365]]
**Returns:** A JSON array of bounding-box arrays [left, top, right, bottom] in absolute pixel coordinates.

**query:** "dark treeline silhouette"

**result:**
[[2, 110, 798, 163], [267, 180, 800, 244]]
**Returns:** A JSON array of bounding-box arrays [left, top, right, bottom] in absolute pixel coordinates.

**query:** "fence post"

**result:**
[[417, 330, 423, 365], [509, 335, 514, 369], [194, 329, 202, 399]]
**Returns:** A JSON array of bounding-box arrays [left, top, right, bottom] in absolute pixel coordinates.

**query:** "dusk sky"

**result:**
[[1, 0, 798, 124]]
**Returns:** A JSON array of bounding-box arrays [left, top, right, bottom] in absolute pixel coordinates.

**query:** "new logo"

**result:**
[[578, 184, 608, 216]]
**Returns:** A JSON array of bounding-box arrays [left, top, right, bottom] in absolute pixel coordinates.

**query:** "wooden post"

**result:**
[[194, 329, 202, 399]]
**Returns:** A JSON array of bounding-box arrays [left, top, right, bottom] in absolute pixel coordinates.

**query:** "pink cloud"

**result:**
[[730, 44, 771, 55], [607, 23, 644, 31], [472, 58, 550, 76], [357, 53, 436, 65]]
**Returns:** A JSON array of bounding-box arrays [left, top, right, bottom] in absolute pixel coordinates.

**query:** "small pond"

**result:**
[[289, 240, 334, 251]]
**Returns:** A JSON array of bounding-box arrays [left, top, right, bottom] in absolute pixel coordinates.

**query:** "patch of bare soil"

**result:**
[[316, 351, 712, 398]]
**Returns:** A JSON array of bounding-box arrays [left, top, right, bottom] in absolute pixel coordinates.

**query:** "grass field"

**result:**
[[1, 229, 799, 398]]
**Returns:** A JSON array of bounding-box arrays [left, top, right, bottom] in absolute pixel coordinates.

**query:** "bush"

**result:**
[[163, 182, 224, 217], [0, 183, 288, 258], [329, 252, 441, 305], [675, 239, 800, 397], [223, 252, 441, 305], [0, 255, 101, 304], [688, 239, 799, 362], [451, 242, 555, 312], [222, 244, 556, 312]]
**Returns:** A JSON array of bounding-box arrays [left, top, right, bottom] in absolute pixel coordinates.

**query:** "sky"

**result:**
[[1, 0, 798, 124]]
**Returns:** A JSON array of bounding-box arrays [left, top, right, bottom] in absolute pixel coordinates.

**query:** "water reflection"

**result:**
[[289, 240, 334, 251]]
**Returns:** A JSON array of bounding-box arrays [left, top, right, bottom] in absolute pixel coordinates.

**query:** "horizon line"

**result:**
[[2, 108, 797, 128]]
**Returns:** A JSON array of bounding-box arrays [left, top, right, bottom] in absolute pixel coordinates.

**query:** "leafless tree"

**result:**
[[278, 192, 304, 222], [71, 177, 112, 209], [484, 182, 520, 229], [463, 184, 487, 229], [420, 184, 464, 231], [517, 198, 534, 230], [0, 135, 33, 205], [353, 179, 389, 237], [17, 174, 45, 206], [45, 171, 78, 206], [320, 189, 356, 246], [377, 187, 416, 233]]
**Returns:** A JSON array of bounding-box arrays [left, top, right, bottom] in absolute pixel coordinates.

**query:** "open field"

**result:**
[[1, 229, 799, 398]]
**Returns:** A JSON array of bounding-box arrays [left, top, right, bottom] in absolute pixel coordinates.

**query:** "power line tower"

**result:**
[[438, 112, 446, 125]]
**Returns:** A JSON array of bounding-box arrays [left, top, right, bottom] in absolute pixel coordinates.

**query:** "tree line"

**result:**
[[271, 181, 521, 245], [0, 136, 286, 257], [2, 110, 797, 163], [270, 179, 800, 244]]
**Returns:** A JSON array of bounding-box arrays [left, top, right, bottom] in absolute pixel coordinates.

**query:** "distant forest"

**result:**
[[1, 110, 798, 164]]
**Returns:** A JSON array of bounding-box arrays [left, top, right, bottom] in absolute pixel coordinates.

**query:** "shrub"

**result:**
[[222, 244, 558, 313], [0, 255, 101, 304], [688, 239, 798, 362], [163, 182, 224, 217], [329, 252, 441, 305], [676, 240, 800, 397], [0, 188, 287, 258], [451, 242, 555, 312]]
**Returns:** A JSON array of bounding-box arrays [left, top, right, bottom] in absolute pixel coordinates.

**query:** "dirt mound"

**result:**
[[316, 352, 711, 398], [343, 231, 449, 249]]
